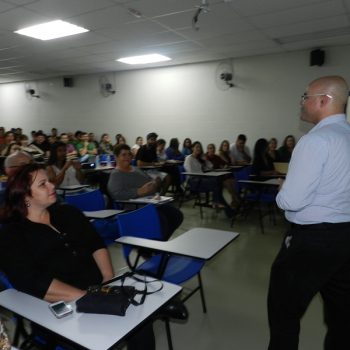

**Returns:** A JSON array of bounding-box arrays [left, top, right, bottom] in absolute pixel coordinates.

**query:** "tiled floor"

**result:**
[[109, 200, 326, 350]]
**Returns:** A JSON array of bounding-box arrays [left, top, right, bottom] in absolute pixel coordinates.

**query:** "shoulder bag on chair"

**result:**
[[76, 272, 163, 316]]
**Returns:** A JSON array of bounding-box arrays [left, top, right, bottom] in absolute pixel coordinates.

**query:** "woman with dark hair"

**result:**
[[205, 143, 239, 207], [98, 133, 114, 155], [46, 142, 84, 188], [131, 136, 143, 158], [184, 141, 235, 213], [166, 138, 184, 161], [181, 138, 192, 157], [252, 138, 279, 178], [267, 138, 280, 162], [218, 140, 234, 166], [278, 135, 296, 162], [0, 163, 155, 350], [0, 131, 17, 157], [108, 144, 183, 240]]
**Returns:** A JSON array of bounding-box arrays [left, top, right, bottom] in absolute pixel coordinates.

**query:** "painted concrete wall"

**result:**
[[1, 45, 350, 149]]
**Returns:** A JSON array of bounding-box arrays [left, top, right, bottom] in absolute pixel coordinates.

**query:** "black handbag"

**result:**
[[76, 272, 162, 316]]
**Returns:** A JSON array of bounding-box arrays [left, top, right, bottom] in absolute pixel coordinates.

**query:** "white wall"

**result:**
[[1, 45, 350, 150]]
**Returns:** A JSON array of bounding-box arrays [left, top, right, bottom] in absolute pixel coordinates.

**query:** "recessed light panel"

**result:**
[[117, 54, 171, 65], [15, 20, 89, 41]]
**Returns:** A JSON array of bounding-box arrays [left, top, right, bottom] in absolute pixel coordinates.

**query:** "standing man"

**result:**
[[268, 76, 350, 350]]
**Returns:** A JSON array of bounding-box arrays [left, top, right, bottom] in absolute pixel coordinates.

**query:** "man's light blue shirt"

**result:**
[[276, 114, 350, 224]]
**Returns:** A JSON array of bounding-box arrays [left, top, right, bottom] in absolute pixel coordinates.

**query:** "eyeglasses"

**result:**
[[301, 93, 333, 103]]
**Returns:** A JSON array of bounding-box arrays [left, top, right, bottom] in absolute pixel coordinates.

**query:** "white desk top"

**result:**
[[182, 171, 231, 177], [116, 227, 239, 260], [213, 166, 243, 172], [239, 178, 280, 186], [0, 279, 181, 350], [83, 209, 124, 219], [115, 196, 174, 205]]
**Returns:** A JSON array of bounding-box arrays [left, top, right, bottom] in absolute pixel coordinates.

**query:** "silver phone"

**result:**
[[49, 301, 73, 318]]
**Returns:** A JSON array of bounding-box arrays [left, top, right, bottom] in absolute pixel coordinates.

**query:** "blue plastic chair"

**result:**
[[117, 204, 205, 350], [64, 189, 119, 245], [234, 165, 277, 233], [117, 204, 206, 310], [64, 189, 106, 211]]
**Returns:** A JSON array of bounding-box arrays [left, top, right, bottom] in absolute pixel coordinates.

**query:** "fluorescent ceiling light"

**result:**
[[14, 20, 89, 41], [117, 54, 171, 65]]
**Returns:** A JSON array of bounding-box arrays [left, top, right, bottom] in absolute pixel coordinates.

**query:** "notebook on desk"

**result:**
[[273, 162, 289, 174], [128, 196, 173, 204]]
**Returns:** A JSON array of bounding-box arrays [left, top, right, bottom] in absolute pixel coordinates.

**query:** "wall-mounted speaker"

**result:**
[[63, 77, 74, 87], [310, 49, 325, 66]]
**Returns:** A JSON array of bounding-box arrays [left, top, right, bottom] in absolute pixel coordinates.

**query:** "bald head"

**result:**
[[301, 76, 349, 124], [4, 151, 33, 177], [310, 76, 348, 106]]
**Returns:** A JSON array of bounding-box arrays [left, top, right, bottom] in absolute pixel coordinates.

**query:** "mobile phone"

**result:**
[[49, 301, 73, 318]]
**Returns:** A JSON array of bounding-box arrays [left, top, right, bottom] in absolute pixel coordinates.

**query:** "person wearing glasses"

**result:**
[[268, 76, 350, 350]]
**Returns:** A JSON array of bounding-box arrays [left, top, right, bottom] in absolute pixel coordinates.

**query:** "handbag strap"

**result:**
[[98, 271, 164, 306]]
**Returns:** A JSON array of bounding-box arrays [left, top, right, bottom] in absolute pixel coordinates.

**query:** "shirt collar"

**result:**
[[310, 114, 346, 132]]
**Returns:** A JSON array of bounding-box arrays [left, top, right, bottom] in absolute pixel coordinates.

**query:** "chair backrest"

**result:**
[[117, 204, 162, 258], [234, 165, 252, 193], [64, 189, 106, 211], [0, 271, 13, 290]]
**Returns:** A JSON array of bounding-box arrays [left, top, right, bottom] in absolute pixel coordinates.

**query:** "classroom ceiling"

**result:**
[[1, 0, 350, 84]]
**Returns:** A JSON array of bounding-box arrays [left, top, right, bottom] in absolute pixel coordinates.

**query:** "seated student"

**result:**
[[218, 140, 234, 166], [59, 133, 78, 159], [0, 163, 155, 350], [0, 131, 16, 156], [4, 151, 33, 177], [18, 134, 45, 159], [131, 136, 143, 158], [135, 132, 171, 194], [46, 142, 84, 188], [205, 144, 240, 208], [30, 131, 51, 158], [76, 132, 97, 159], [252, 138, 280, 178], [98, 133, 114, 155], [113, 134, 126, 152], [184, 141, 235, 214], [181, 138, 192, 157], [88, 132, 99, 150], [278, 134, 295, 162], [156, 139, 167, 162], [267, 137, 280, 162], [230, 134, 252, 165], [165, 138, 185, 161], [108, 144, 183, 241]]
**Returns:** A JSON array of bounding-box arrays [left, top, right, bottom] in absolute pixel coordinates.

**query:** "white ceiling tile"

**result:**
[[264, 14, 350, 38], [0, 7, 50, 31], [25, 0, 115, 18], [67, 5, 141, 31], [0, 0, 350, 83], [5, 0, 38, 5], [228, 0, 332, 17], [0, 0, 15, 12], [122, 0, 198, 18], [248, 0, 346, 28]]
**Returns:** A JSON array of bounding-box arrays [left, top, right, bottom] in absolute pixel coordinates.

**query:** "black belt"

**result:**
[[291, 222, 350, 230]]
